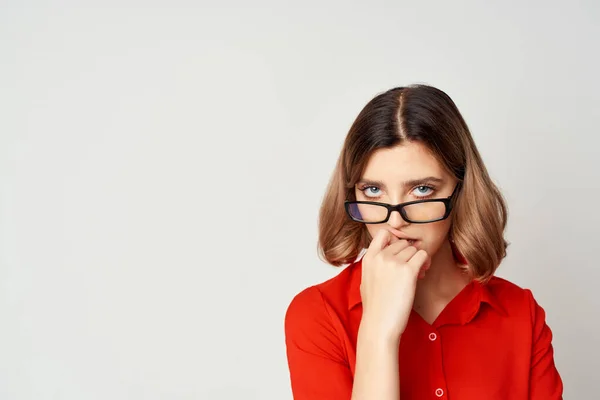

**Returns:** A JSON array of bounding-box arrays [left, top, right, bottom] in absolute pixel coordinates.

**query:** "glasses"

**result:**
[[344, 184, 460, 224]]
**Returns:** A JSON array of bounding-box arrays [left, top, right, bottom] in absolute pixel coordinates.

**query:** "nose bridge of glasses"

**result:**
[[388, 203, 408, 222], [390, 202, 407, 214], [391, 203, 402, 211], [384, 206, 404, 226]]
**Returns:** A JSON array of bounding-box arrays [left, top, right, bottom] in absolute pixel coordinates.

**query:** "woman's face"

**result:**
[[354, 141, 459, 257]]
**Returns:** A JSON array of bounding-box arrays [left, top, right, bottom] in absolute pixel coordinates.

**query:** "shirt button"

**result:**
[[435, 388, 444, 397], [429, 332, 437, 341]]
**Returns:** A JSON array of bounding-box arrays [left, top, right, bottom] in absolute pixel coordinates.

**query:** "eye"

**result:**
[[361, 186, 381, 198], [413, 185, 435, 197]]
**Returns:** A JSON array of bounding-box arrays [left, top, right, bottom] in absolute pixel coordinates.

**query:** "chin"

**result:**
[[420, 239, 446, 257]]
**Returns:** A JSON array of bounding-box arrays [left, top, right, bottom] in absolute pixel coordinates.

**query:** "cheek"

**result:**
[[420, 221, 451, 249], [365, 225, 381, 241]]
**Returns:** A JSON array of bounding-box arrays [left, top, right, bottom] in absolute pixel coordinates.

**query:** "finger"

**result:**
[[407, 249, 430, 272], [367, 228, 392, 255], [395, 244, 418, 261], [422, 257, 432, 270], [382, 238, 412, 256], [418, 259, 431, 278], [385, 236, 410, 255]]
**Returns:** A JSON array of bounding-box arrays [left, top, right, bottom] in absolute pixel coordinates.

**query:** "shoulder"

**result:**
[[484, 276, 547, 323], [284, 262, 357, 332], [486, 275, 536, 300], [486, 275, 530, 299]]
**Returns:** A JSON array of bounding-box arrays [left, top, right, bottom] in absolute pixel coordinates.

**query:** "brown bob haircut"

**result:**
[[317, 84, 508, 283]]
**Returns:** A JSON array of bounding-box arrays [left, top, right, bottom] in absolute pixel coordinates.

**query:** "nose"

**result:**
[[387, 209, 409, 229]]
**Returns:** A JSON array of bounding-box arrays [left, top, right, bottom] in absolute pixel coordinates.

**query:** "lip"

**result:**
[[387, 227, 416, 241]]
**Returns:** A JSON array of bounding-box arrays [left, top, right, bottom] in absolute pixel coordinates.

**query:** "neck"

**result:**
[[415, 240, 471, 302]]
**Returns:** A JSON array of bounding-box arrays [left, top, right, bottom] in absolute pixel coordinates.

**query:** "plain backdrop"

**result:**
[[1, 1, 599, 399]]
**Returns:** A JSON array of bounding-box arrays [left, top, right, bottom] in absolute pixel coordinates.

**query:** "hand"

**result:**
[[359, 228, 431, 343]]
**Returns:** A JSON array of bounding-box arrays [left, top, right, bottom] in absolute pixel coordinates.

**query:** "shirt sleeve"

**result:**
[[284, 286, 353, 400], [526, 289, 563, 399]]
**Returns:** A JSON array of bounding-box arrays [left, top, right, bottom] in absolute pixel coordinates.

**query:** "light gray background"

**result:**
[[1, 1, 598, 399]]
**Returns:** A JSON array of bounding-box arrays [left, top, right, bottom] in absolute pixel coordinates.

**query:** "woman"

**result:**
[[284, 84, 563, 399]]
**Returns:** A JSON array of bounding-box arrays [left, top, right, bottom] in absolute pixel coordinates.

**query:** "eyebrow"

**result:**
[[356, 176, 445, 190]]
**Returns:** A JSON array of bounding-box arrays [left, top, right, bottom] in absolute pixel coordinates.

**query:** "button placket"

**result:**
[[428, 329, 444, 397]]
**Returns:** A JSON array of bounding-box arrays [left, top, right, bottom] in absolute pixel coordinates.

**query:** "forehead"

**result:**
[[361, 142, 446, 180]]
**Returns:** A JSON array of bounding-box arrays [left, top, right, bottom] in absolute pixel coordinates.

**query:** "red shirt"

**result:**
[[284, 258, 563, 399]]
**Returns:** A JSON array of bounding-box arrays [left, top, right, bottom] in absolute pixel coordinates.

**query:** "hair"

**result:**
[[317, 84, 508, 283]]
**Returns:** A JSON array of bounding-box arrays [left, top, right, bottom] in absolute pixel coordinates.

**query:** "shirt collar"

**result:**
[[477, 279, 508, 317], [347, 256, 507, 321]]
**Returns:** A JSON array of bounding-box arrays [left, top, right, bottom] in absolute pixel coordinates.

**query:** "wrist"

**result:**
[[358, 316, 402, 348]]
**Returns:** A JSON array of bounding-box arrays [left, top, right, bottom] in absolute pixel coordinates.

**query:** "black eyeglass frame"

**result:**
[[344, 183, 461, 224]]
